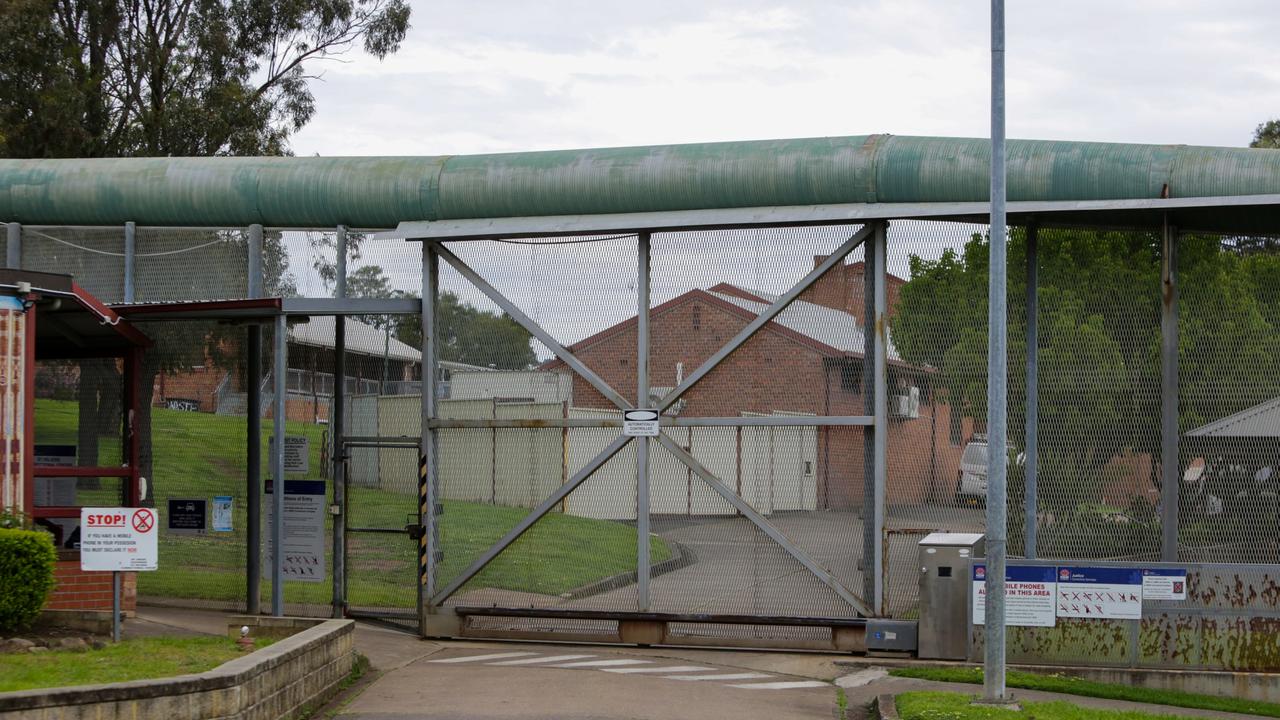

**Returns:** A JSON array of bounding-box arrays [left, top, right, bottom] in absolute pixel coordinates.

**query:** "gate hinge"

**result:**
[[405, 524, 426, 540]]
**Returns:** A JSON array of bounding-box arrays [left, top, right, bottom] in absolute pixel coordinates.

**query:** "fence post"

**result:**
[[1161, 217, 1179, 561], [271, 312, 287, 617], [872, 221, 888, 615], [421, 242, 440, 624], [123, 222, 136, 302], [246, 223, 263, 614], [1025, 225, 1038, 558], [6, 223, 21, 268], [637, 232, 652, 611], [862, 225, 877, 606], [332, 225, 347, 618]]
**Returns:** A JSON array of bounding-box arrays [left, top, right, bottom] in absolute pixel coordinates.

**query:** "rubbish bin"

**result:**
[[917, 532, 985, 659]]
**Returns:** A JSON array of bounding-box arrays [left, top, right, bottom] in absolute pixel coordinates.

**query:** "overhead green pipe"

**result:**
[[1, 135, 1278, 228]]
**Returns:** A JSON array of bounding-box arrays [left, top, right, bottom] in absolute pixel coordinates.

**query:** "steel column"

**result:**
[[246, 223, 263, 615], [5, 223, 19, 267], [659, 224, 874, 412], [271, 313, 287, 617], [433, 242, 631, 410], [656, 434, 872, 617], [1025, 226, 1038, 559], [422, 243, 441, 614], [123, 222, 136, 302], [428, 415, 874, 429], [984, 0, 1010, 701], [862, 224, 876, 605], [872, 222, 888, 615], [1161, 217, 1179, 562], [332, 225, 347, 618], [431, 435, 633, 606], [636, 232, 652, 611]]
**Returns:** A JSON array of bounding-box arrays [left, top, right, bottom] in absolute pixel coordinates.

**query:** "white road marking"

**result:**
[[550, 659, 653, 668], [727, 681, 830, 690], [487, 654, 595, 666], [666, 672, 773, 681], [428, 652, 537, 664], [603, 665, 713, 674]]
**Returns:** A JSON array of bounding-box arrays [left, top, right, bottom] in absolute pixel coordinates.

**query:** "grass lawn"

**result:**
[[34, 399, 670, 608], [895, 691, 1192, 720], [889, 667, 1280, 719], [0, 637, 248, 692]]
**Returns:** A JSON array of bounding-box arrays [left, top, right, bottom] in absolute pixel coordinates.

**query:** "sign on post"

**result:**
[[80, 507, 158, 571], [269, 436, 310, 475], [166, 498, 207, 534], [623, 409, 660, 437], [265, 480, 326, 583], [972, 564, 1057, 627]]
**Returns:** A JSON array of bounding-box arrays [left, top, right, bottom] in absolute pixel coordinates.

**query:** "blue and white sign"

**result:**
[[212, 495, 233, 532], [1141, 568, 1187, 601], [972, 564, 1057, 627], [1056, 567, 1142, 619]]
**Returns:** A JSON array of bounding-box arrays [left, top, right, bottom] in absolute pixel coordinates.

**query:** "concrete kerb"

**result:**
[[0, 619, 356, 720], [563, 540, 697, 600], [871, 693, 900, 719]]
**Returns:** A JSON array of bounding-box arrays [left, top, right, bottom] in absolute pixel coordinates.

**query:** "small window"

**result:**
[[691, 305, 701, 330]]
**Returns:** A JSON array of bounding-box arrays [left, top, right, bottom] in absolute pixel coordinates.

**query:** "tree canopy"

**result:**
[[1252, 119, 1280, 149]]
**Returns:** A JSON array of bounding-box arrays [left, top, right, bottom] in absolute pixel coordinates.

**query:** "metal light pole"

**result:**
[[983, 0, 1010, 702]]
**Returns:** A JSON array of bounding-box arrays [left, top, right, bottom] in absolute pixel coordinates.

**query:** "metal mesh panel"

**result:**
[[21, 226, 126, 301], [1178, 233, 1280, 563], [134, 228, 248, 302]]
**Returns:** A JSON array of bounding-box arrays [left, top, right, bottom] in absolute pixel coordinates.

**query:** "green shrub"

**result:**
[[0, 528, 57, 632]]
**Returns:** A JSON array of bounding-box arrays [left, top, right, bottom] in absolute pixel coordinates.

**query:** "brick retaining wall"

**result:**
[[0, 619, 355, 720]]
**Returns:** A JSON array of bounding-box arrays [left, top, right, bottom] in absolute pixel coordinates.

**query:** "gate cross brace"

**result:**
[[429, 434, 633, 606], [655, 433, 872, 617], [434, 241, 632, 410], [656, 223, 875, 412]]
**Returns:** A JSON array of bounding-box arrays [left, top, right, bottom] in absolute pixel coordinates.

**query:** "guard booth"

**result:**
[[0, 269, 149, 623]]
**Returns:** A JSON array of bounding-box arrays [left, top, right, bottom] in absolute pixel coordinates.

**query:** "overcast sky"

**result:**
[[284, 1, 1280, 353], [292, 0, 1280, 157]]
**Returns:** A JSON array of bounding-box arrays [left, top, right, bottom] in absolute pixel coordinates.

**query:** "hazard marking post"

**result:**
[[81, 507, 159, 642]]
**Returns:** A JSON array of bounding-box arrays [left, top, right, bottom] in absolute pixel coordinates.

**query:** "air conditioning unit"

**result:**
[[890, 386, 921, 419]]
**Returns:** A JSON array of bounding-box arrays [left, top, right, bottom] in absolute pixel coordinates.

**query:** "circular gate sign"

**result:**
[[132, 508, 155, 533]]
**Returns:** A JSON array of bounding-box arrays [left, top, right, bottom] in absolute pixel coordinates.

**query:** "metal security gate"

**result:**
[[413, 222, 892, 649]]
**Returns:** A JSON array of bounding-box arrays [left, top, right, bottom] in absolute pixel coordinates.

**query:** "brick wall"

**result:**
[[155, 366, 223, 413], [798, 257, 905, 326], [561, 293, 967, 510], [44, 562, 137, 614]]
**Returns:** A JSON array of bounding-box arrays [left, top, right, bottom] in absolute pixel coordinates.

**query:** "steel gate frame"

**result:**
[[416, 220, 892, 634]]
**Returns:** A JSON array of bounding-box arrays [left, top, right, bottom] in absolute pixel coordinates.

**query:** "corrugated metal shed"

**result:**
[[288, 316, 419, 363]]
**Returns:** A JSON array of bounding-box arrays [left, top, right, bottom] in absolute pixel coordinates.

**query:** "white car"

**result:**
[[955, 435, 1024, 504]]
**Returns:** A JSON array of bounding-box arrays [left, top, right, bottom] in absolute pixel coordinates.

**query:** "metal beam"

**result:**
[[1161, 217, 1179, 562], [637, 232, 651, 611], [658, 224, 875, 411], [1025, 225, 1039, 559], [872, 221, 888, 614], [427, 415, 874, 429], [434, 242, 632, 410], [656, 434, 872, 617], [246, 223, 263, 615], [271, 313, 287, 617], [862, 226, 877, 605], [381, 194, 1280, 242], [248, 224, 263, 298], [123, 222, 136, 302], [6, 223, 19, 267], [280, 297, 421, 316], [332, 225, 347, 619], [430, 434, 633, 606]]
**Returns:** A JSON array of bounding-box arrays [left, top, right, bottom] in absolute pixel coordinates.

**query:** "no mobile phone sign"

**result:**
[[80, 507, 158, 571]]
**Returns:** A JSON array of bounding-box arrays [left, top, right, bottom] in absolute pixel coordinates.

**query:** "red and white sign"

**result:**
[[80, 507, 158, 571]]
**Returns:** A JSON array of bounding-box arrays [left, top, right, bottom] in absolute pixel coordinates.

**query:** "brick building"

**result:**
[[545, 257, 973, 510]]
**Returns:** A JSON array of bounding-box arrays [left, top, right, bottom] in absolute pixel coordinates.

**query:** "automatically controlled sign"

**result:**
[[80, 507, 158, 571]]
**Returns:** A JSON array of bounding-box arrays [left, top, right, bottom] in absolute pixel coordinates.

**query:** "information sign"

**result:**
[[269, 436, 310, 474], [166, 498, 207, 534], [212, 496, 233, 532], [972, 564, 1057, 627], [80, 507, 158, 571], [1141, 568, 1187, 601], [1056, 567, 1142, 619], [266, 480, 326, 582], [623, 409, 660, 437]]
